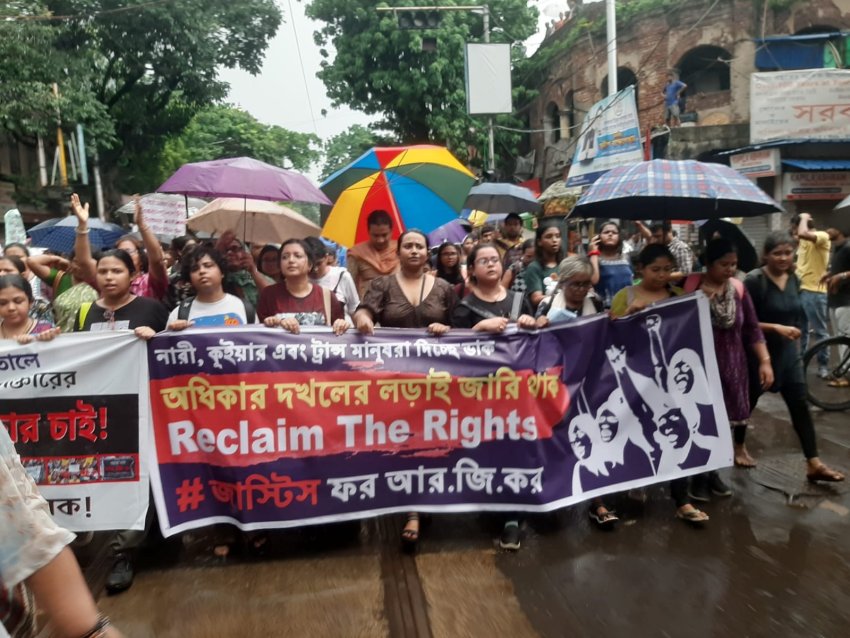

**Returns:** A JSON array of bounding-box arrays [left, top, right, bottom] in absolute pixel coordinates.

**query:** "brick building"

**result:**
[[525, 0, 850, 240]]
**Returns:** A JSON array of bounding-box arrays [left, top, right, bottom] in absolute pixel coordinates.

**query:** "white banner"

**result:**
[[0, 333, 149, 531], [750, 69, 850, 143], [567, 86, 644, 187]]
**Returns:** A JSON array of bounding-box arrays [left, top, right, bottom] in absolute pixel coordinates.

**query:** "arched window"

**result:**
[[600, 68, 638, 103], [678, 46, 732, 93], [545, 102, 561, 144]]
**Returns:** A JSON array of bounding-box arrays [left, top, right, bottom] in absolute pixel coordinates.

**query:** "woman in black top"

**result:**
[[74, 249, 168, 337], [452, 243, 542, 332], [434, 242, 465, 298], [452, 243, 546, 550], [745, 232, 844, 483]]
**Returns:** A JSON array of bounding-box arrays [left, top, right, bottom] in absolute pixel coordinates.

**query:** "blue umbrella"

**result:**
[[28, 217, 125, 254], [464, 183, 542, 214]]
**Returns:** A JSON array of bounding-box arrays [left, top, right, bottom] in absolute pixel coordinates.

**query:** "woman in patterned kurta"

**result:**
[[685, 239, 770, 471]]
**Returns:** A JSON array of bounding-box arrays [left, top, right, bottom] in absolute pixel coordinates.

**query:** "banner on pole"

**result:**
[[146, 294, 731, 537], [566, 85, 644, 188], [0, 333, 150, 531]]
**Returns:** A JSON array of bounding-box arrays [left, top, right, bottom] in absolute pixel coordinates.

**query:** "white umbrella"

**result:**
[[188, 198, 321, 244], [834, 193, 850, 214]]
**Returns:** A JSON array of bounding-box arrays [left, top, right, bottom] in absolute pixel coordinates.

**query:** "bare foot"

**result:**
[[213, 544, 230, 558], [734, 445, 757, 468], [401, 513, 419, 543]]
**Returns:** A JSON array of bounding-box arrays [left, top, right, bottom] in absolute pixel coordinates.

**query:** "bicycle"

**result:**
[[803, 335, 850, 411]]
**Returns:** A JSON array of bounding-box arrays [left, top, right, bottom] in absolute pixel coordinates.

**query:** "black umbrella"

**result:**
[[697, 219, 759, 273], [464, 183, 542, 214]]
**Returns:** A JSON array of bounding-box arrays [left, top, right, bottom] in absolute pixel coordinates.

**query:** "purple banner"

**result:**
[[147, 294, 731, 536]]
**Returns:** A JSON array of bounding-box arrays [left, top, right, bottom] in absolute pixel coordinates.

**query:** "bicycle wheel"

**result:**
[[803, 335, 850, 411]]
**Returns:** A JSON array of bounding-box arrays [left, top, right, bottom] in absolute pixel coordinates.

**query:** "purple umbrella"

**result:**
[[157, 157, 331, 205], [428, 218, 471, 246]]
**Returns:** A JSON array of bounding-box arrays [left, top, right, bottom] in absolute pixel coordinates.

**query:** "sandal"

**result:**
[[827, 378, 850, 388], [807, 464, 846, 483], [588, 506, 619, 528], [401, 513, 420, 551], [675, 506, 709, 525]]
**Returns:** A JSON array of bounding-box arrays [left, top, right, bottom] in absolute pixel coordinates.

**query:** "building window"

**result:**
[[600, 67, 638, 103], [679, 46, 731, 93]]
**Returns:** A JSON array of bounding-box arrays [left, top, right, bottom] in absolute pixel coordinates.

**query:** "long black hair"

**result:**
[[534, 218, 565, 264]]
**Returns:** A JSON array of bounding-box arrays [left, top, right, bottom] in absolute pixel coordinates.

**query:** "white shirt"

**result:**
[[167, 293, 256, 326], [312, 266, 360, 318]]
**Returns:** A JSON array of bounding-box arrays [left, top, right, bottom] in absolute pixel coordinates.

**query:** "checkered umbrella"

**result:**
[[570, 159, 783, 220]]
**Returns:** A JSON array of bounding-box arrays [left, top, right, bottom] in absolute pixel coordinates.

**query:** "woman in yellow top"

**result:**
[[609, 244, 708, 525]]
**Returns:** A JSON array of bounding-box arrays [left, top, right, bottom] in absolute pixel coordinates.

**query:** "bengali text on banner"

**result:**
[[147, 293, 732, 537]]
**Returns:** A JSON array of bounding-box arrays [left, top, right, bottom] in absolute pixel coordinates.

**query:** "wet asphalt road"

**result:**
[[98, 392, 850, 638]]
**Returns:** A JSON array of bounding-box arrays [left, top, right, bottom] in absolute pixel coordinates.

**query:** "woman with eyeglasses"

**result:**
[[451, 242, 545, 551], [543, 256, 616, 531], [71, 194, 169, 301], [353, 229, 457, 550]]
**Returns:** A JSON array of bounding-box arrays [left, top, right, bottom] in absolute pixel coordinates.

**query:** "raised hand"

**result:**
[[70, 193, 89, 225]]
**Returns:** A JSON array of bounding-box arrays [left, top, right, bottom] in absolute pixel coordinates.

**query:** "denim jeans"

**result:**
[[800, 290, 829, 367]]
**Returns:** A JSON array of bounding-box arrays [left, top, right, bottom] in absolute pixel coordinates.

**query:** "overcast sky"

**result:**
[[218, 1, 571, 179]]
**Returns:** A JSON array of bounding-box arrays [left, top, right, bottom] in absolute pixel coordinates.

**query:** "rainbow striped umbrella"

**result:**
[[320, 145, 475, 247]]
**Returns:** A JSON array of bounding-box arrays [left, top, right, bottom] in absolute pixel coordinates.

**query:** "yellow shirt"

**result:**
[[797, 230, 830, 292]]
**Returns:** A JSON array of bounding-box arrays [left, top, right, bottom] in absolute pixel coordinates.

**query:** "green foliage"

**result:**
[[45, 0, 282, 187], [121, 105, 322, 193], [306, 0, 538, 170], [0, 1, 113, 144], [321, 124, 395, 179]]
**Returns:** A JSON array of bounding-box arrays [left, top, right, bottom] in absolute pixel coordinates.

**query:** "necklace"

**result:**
[[1, 317, 34, 339]]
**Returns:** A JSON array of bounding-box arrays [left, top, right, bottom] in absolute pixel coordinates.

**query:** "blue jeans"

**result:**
[[800, 290, 829, 367]]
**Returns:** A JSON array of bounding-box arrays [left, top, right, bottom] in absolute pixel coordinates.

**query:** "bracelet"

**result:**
[[75, 228, 90, 235], [77, 615, 111, 638], [587, 250, 601, 257]]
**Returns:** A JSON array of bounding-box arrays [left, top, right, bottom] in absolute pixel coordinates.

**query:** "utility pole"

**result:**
[[378, 4, 496, 175], [606, 0, 618, 95]]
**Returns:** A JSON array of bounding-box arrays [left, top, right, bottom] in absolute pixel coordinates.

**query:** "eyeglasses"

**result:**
[[225, 245, 243, 254], [566, 280, 593, 290], [475, 257, 501, 266]]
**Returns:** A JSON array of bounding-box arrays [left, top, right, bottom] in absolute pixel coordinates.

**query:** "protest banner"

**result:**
[[147, 293, 731, 537], [566, 85, 644, 188], [0, 333, 150, 531]]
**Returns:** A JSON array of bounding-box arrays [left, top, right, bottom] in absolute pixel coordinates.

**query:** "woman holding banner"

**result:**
[[353, 229, 456, 550], [451, 243, 546, 550], [73, 248, 167, 593], [257, 238, 347, 335]]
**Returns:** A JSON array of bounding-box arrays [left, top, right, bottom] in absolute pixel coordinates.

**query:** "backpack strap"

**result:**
[[332, 272, 344, 294], [509, 291, 523, 321], [78, 302, 92, 331], [460, 297, 499, 320], [322, 286, 332, 325], [177, 297, 195, 321], [242, 298, 256, 324]]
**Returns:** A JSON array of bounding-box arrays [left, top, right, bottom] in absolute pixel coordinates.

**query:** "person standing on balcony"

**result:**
[[663, 73, 687, 127]]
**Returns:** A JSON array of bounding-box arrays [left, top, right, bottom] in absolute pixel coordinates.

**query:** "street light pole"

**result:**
[[377, 4, 496, 175]]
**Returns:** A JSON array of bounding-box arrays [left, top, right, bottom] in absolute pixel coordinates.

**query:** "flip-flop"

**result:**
[[588, 507, 619, 528], [675, 508, 709, 525], [807, 465, 846, 483], [827, 378, 850, 388]]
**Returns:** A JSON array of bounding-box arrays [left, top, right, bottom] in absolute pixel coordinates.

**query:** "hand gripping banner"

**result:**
[[147, 293, 731, 536]]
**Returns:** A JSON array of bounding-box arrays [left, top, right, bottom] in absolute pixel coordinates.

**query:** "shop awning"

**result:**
[[781, 159, 850, 171]]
